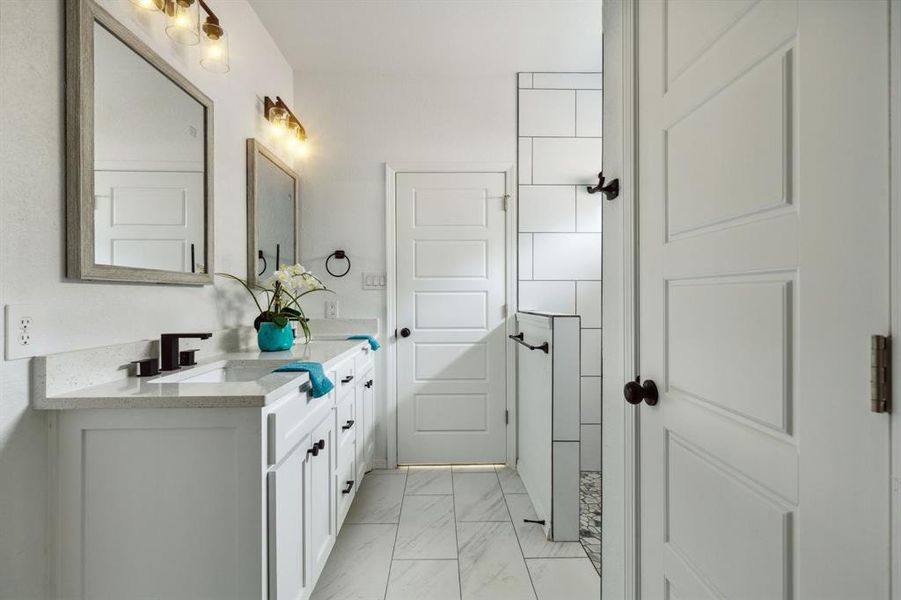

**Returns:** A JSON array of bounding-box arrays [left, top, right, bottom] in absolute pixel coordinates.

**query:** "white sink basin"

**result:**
[[154, 361, 278, 384]]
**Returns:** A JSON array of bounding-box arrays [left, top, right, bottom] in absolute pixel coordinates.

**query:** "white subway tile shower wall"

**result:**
[[517, 72, 601, 470]]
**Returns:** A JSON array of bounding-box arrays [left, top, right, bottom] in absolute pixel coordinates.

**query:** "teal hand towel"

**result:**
[[273, 362, 335, 398], [347, 335, 380, 351]]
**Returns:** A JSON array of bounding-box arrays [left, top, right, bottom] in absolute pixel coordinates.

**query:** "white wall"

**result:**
[[0, 1, 293, 596]]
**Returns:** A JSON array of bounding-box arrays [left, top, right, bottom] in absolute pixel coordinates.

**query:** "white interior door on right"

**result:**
[[635, 2, 892, 599]]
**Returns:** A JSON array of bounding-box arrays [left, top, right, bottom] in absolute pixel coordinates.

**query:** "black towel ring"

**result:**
[[257, 250, 268, 276], [326, 250, 351, 278]]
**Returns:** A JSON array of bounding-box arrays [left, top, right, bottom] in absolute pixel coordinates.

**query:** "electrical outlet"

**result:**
[[325, 299, 339, 319], [5, 304, 43, 360]]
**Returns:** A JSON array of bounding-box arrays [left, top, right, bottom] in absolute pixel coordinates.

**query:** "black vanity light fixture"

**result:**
[[129, 0, 230, 74], [265, 96, 310, 158]]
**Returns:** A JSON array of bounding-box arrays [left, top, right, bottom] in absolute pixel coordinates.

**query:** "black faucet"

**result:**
[[160, 333, 212, 371]]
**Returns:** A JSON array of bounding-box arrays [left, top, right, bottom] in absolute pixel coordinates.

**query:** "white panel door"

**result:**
[[94, 170, 205, 273], [636, 2, 891, 599], [396, 172, 508, 464]]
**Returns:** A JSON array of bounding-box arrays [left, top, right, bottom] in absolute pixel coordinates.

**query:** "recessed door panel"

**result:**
[[414, 187, 487, 227], [415, 394, 488, 432], [415, 292, 488, 330], [414, 240, 488, 278]]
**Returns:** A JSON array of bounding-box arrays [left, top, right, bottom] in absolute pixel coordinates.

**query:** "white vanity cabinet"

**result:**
[[48, 342, 377, 600]]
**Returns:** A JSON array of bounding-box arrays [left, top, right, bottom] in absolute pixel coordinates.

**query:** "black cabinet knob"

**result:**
[[400, 328, 411, 338], [307, 445, 319, 457], [623, 378, 659, 406], [317, 439, 325, 450]]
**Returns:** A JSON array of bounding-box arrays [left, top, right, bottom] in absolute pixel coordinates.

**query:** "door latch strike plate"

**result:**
[[871, 335, 891, 413]]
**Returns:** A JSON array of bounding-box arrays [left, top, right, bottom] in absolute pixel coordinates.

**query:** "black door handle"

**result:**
[[399, 328, 411, 338], [342, 480, 354, 494], [341, 375, 354, 384], [623, 378, 659, 406], [342, 419, 355, 430]]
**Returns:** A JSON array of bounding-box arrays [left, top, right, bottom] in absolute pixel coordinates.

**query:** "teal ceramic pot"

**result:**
[[257, 321, 294, 352]]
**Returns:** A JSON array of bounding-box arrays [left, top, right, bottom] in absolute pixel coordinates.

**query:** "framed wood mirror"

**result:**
[[66, 0, 214, 285], [246, 139, 300, 286]]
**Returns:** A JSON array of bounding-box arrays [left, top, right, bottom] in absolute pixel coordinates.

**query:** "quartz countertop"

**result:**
[[37, 339, 372, 410]]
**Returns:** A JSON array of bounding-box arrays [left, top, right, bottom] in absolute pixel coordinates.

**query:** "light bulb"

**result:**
[[200, 28, 229, 73], [165, 0, 199, 45], [130, 0, 163, 11], [268, 107, 289, 139], [294, 139, 310, 158]]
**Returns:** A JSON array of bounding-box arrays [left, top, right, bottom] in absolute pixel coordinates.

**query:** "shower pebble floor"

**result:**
[[579, 471, 602, 575], [310, 465, 600, 600]]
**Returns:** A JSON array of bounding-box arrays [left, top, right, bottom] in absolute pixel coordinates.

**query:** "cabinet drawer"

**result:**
[[335, 359, 356, 398], [268, 389, 331, 465], [336, 449, 356, 528], [336, 393, 356, 447], [354, 346, 374, 377]]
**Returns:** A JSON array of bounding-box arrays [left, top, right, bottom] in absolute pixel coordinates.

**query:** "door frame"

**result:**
[[384, 162, 518, 469], [602, 1, 639, 598], [891, 3, 900, 599]]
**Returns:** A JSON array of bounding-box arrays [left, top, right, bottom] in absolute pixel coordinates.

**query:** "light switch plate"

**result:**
[[362, 272, 387, 290]]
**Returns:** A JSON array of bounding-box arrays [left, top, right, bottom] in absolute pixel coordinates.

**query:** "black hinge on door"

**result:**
[[871, 335, 891, 413], [505, 410, 509, 425]]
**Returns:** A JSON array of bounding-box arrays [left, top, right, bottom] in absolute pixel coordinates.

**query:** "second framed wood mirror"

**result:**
[[246, 139, 300, 285]]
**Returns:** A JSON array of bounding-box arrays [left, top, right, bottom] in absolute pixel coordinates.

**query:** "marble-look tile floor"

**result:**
[[311, 465, 600, 600]]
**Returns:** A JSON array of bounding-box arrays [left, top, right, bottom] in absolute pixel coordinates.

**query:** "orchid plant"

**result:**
[[218, 264, 331, 343]]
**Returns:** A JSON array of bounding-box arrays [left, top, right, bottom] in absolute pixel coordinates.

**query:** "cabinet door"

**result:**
[[268, 435, 310, 600], [363, 373, 375, 467], [355, 381, 367, 480], [307, 411, 336, 583]]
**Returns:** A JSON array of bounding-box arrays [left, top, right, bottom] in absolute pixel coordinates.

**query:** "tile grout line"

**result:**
[[451, 468, 463, 600], [382, 469, 409, 600], [495, 465, 540, 600]]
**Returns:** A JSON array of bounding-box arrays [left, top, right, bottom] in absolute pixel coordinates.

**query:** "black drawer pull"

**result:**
[[341, 375, 354, 384], [342, 419, 355, 430], [308, 438, 325, 457], [364, 380, 373, 388], [342, 480, 354, 494]]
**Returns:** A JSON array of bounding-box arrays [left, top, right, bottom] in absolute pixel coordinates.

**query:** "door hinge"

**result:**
[[502, 304, 508, 317], [503, 194, 511, 211], [871, 335, 891, 413], [505, 409, 509, 425]]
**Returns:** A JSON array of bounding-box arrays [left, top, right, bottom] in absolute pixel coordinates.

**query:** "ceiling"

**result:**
[[249, 0, 603, 76]]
